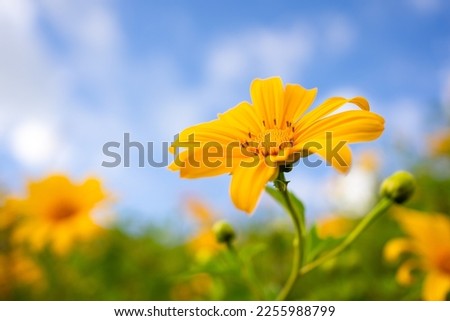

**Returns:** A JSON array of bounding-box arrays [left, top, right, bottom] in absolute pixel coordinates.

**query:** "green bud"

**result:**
[[274, 179, 288, 192], [380, 171, 416, 203], [213, 220, 236, 244]]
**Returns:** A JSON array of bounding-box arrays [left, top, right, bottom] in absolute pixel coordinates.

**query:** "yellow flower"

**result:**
[[0, 198, 21, 230], [169, 77, 384, 213], [316, 215, 354, 239], [188, 231, 222, 263], [185, 199, 222, 262], [170, 273, 214, 300], [384, 208, 450, 300], [186, 198, 215, 226], [429, 129, 450, 157], [12, 175, 107, 255], [0, 251, 44, 298]]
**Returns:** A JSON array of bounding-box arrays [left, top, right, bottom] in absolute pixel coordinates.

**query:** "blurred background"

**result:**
[[1, 0, 450, 300]]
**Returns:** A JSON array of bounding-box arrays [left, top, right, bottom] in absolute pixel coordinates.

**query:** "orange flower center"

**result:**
[[50, 201, 78, 221], [241, 121, 295, 157], [437, 253, 450, 275]]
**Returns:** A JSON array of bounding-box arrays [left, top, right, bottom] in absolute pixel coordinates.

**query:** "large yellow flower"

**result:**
[[12, 175, 107, 255], [384, 208, 450, 300], [169, 77, 384, 213]]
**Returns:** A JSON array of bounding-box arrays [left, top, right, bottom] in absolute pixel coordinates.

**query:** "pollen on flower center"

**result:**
[[241, 122, 294, 157]]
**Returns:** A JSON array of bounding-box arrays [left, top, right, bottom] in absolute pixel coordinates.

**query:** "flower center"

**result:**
[[242, 122, 294, 157], [50, 201, 78, 222], [437, 253, 450, 275]]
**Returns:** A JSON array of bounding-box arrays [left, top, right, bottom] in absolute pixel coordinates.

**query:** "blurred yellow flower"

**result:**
[[188, 231, 222, 263], [429, 130, 450, 157], [384, 208, 450, 300], [316, 216, 354, 239], [170, 273, 214, 300], [185, 199, 222, 262], [0, 198, 21, 230], [170, 77, 384, 213], [359, 150, 381, 171], [186, 198, 215, 226], [0, 251, 44, 298], [12, 175, 107, 255]]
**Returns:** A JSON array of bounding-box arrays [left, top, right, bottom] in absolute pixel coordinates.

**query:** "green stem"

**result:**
[[275, 172, 306, 301], [225, 241, 264, 300], [300, 197, 393, 275], [225, 240, 236, 253]]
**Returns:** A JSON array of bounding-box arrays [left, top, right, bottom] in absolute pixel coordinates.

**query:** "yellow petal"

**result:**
[[168, 160, 181, 171], [176, 121, 241, 146], [172, 143, 245, 178], [180, 152, 233, 179], [218, 101, 263, 136], [0, 198, 22, 229], [296, 110, 385, 144], [394, 210, 450, 255], [51, 226, 75, 255], [229, 157, 277, 213], [395, 212, 450, 276], [79, 178, 106, 209], [284, 83, 318, 125], [384, 238, 414, 262], [250, 77, 284, 129], [171, 101, 265, 160], [267, 147, 296, 163], [422, 271, 450, 301], [396, 259, 419, 285], [298, 96, 370, 129], [303, 140, 353, 173], [186, 199, 215, 225]]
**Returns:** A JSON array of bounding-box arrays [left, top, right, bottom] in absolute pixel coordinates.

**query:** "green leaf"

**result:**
[[239, 243, 267, 263], [289, 191, 305, 222], [265, 185, 285, 206], [265, 186, 305, 221], [304, 224, 344, 263]]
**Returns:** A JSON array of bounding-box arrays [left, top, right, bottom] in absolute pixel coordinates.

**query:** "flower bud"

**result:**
[[380, 171, 415, 203], [213, 220, 236, 244]]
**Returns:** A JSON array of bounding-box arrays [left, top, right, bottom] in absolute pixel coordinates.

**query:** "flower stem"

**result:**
[[275, 172, 306, 301], [225, 240, 265, 299], [300, 197, 393, 275]]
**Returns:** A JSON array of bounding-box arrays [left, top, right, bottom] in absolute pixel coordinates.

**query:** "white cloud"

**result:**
[[0, 0, 67, 135], [39, 0, 123, 80], [323, 16, 357, 54], [322, 86, 367, 114], [8, 119, 65, 168], [407, 0, 441, 14], [440, 68, 450, 119], [206, 25, 314, 83], [384, 98, 429, 155], [0, 0, 35, 31], [326, 167, 377, 216], [39, 0, 121, 49], [0, 0, 127, 173]]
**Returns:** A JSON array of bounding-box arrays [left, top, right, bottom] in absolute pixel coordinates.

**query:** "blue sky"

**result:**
[[1, 0, 449, 229]]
